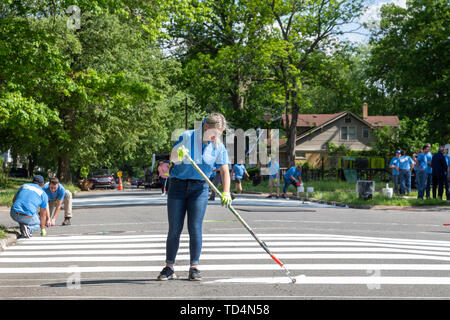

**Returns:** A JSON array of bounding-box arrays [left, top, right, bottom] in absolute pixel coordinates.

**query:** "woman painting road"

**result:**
[[157, 113, 232, 281]]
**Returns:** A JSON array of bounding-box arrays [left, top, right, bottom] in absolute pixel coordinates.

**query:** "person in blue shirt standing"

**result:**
[[232, 160, 250, 194], [43, 177, 73, 226], [445, 147, 450, 200], [10, 175, 48, 238], [267, 156, 280, 198], [415, 145, 429, 199], [398, 150, 415, 195], [389, 150, 401, 195], [423, 143, 433, 199], [281, 165, 302, 199], [157, 113, 231, 282]]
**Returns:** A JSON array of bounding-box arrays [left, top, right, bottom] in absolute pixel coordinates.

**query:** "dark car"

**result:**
[[89, 169, 116, 189]]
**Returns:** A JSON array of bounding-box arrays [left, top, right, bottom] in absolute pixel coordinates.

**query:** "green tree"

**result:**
[[367, 0, 450, 143]]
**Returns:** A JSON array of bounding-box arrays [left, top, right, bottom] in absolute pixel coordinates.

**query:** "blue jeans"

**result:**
[[416, 170, 427, 199], [10, 210, 41, 233], [165, 178, 209, 266], [399, 169, 411, 195], [425, 173, 432, 199], [282, 179, 296, 194], [392, 175, 400, 194]]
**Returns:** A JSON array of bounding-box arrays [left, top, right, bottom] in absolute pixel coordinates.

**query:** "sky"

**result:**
[[340, 0, 407, 43]]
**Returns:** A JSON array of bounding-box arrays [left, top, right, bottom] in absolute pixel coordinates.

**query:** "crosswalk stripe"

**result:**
[[16, 234, 450, 247], [205, 276, 450, 285], [3, 233, 450, 285], [3, 253, 450, 263], [3, 247, 450, 256], [2, 264, 450, 274]]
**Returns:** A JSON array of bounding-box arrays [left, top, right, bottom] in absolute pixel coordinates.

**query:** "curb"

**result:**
[[0, 230, 17, 251]]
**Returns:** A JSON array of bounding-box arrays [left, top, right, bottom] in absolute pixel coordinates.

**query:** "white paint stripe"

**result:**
[[7, 241, 450, 252], [3, 253, 450, 263], [16, 233, 450, 247], [3, 247, 450, 257], [1, 264, 450, 274], [205, 276, 450, 285], [15, 236, 450, 249]]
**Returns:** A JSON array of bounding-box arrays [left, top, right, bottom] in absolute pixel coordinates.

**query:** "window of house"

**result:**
[[348, 127, 356, 140], [295, 151, 306, 159], [363, 126, 369, 138], [341, 126, 356, 140], [341, 127, 348, 140]]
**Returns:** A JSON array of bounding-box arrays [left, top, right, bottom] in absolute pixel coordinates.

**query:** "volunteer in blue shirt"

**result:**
[[232, 160, 249, 194], [157, 113, 231, 282], [445, 148, 450, 200], [267, 156, 281, 198], [43, 177, 73, 226], [281, 165, 302, 199], [424, 143, 433, 199], [415, 146, 429, 199], [398, 150, 415, 195], [389, 150, 401, 195], [10, 175, 48, 238]]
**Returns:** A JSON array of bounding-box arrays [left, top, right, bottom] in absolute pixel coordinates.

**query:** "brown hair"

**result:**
[[50, 177, 59, 185]]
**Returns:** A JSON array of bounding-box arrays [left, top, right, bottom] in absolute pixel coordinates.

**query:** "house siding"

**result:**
[[295, 114, 376, 152]]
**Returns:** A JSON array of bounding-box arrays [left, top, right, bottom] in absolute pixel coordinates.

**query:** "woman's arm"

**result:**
[[220, 164, 230, 193]]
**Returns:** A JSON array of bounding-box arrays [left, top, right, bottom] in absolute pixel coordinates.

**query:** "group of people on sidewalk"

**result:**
[[9, 175, 73, 238], [389, 144, 450, 200]]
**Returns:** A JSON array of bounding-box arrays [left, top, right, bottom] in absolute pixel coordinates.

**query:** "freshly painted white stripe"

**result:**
[[3, 247, 450, 257], [3, 253, 450, 263], [2, 264, 450, 274], [8, 241, 450, 252], [15, 236, 450, 249], [16, 233, 450, 247], [206, 276, 450, 285]]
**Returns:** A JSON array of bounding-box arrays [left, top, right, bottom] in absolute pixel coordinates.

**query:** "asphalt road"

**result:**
[[1, 189, 450, 301]]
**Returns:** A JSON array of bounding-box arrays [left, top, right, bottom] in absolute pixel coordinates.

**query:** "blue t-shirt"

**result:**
[[416, 153, 427, 171], [284, 166, 302, 181], [11, 183, 48, 216], [171, 129, 229, 181], [425, 152, 433, 174], [398, 156, 414, 170], [43, 182, 66, 201], [445, 155, 450, 175], [268, 160, 280, 178], [389, 157, 400, 176], [232, 164, 246, 179]]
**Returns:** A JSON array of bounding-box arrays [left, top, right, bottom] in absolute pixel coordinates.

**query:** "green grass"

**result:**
[[0, 225, 7, 239], [0, 178, 80, 207], [239, 178, 447, 207]]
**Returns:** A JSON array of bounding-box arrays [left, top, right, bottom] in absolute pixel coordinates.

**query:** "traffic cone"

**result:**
[[118, 178, 123, 190]]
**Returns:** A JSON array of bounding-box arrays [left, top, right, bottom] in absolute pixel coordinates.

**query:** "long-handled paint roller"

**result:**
[[177, 146, 297, 284]]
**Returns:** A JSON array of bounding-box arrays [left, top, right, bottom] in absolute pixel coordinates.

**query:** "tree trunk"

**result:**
[[27, 154, 35, 178], [287, 79, 299, 168], [57, 154, 71, 183]]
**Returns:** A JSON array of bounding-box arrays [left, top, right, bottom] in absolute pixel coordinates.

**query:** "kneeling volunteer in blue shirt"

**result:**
[[10, 175, 48, 238], [157, 113, 231, 282], [43, 177, 73, 226]]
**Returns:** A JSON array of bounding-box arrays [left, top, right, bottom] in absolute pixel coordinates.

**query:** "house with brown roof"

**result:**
[[276, 104, 399, 168]]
